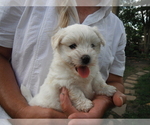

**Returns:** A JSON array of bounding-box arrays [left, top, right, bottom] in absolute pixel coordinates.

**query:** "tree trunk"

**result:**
[[143, 25, 150, 55], [141, 7, 150, 56]]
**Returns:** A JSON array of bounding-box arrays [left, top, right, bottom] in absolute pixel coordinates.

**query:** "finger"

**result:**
[[68, 119, 102, 125], [69, 96, 110, 119], [68, 112, 89, 119], [113, 91, 126, 107], [89, 95, 112, 118], [60, 87, 78, 117]]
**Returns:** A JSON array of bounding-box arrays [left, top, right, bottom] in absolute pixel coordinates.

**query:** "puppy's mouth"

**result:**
[[75, 66, 90, 78]]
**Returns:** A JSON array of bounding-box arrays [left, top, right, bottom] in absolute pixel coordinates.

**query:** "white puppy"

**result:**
[[21, 24, 116, 112]]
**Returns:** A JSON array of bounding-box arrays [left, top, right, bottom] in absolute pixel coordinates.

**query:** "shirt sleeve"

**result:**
[[0, 7, 24, 48], [109, 31, 127, 77]]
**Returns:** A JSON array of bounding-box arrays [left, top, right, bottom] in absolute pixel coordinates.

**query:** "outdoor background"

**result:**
[[105, 0, 150, 118]]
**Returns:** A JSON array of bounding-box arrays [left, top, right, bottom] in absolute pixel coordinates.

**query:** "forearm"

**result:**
[[106, 73, 125, 93], [0, 55, 28, 118]]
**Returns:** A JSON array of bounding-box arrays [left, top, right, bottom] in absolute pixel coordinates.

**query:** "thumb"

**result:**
[[113, 91, 126, 107]]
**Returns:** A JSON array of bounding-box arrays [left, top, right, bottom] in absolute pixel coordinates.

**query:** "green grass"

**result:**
[[123, 71, 150, 118], [104, 58, 150, 118], [123, 57, 143, 79], [123, 64, 135, 79], [135, 73, 150, 105]]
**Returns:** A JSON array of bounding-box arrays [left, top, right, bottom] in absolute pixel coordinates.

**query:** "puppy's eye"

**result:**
[[91, 44, 95, 48], [69, 44, 77, 49]]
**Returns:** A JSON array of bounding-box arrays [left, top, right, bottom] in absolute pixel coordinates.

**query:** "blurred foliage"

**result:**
[[118, 6, 150, 58]]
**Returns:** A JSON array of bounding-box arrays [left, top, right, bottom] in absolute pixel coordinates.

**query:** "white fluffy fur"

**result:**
[[21, 24, 116, 112]]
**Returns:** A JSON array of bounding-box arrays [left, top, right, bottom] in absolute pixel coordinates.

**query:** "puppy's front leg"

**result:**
[[68, 87, 93, 112], [93, 72, 116, 96]]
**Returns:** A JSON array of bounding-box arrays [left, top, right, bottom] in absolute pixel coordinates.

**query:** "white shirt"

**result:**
[[0, 6, 126, 118]]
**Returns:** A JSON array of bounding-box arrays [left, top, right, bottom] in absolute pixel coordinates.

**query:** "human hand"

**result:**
[[9, 119, 69, 125], [60, 87, 126, 119], [14, 105, 67, 118]]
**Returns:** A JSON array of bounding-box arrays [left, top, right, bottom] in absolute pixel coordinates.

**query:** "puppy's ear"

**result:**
[[92, 27, 105, 46], [51, 29, 65, 50]]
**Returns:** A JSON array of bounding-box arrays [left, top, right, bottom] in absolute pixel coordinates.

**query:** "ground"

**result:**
[[104, 57, 150, 118], [124, 57, 150, 79]]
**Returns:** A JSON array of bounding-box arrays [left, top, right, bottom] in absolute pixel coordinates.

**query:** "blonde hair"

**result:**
[[56, 0, 78, 28]]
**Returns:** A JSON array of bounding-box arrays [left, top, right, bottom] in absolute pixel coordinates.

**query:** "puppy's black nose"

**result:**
[[81, 55, 90, 65]]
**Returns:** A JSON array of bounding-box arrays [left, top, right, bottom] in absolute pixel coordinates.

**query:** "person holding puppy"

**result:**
[[0, 0, 126, 119]]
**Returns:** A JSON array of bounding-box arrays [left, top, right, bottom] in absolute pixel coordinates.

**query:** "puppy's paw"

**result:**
[[98, 85, 116, 96], [75, 99, 93, 112], [105, 85, 116, 96]]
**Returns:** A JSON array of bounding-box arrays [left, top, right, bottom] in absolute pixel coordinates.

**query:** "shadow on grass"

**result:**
[[123, 57, 150, 80], [123, 71, 150, 118]]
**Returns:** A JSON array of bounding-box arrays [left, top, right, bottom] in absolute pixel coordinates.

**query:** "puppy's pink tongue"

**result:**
[[77, 66, 90, 78]]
